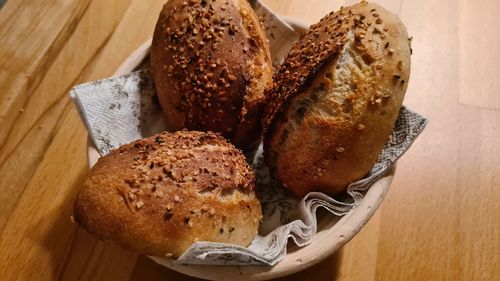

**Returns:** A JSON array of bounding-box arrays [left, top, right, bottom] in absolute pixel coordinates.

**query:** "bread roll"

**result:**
[[151, 0, 272, 150], [263, 2, 411, 197], [74, 131, 262, 258]]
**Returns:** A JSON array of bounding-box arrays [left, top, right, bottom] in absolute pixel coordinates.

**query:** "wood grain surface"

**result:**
[[0, 0, 499, 280]]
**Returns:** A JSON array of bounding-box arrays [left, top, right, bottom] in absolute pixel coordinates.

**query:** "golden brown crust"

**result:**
[[74, 131, 262, 258], [151, 0, 272, 150], [264, 2, 411, 197]]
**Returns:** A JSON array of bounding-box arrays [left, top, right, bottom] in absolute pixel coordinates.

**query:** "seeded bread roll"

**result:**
[[74, 131, 262, 258], [151, 0, 273, 150], [263, 2, 411, 197]]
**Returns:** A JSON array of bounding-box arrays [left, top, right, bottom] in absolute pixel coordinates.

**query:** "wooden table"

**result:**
[[1, 0, 499, 280]]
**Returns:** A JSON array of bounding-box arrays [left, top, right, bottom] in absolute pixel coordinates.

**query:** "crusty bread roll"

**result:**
[[151, 0, 272, 150], [74, 131, 262, 258], [263, 2, 411, 197]]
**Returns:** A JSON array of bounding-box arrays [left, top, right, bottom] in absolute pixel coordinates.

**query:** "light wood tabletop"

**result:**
[[1, 0, 499, 280]]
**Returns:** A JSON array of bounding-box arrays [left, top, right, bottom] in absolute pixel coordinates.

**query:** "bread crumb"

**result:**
[[135, 200, 144, 209]]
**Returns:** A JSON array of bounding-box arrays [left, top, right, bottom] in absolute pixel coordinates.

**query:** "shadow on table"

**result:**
[[34, 165, 139, 280], [129, 251, 342, 281]]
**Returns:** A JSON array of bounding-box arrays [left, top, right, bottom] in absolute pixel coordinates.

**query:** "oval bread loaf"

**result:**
[[151, 0, 273, 150], [74, 131, 262, 258], [263, 2, 411, 197]]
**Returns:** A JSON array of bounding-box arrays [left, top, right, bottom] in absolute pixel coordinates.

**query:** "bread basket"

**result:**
[[87, 18, 395, 280]]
